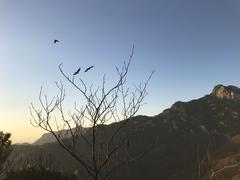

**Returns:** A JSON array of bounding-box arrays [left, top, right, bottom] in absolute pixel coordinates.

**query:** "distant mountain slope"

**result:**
[[33, 128, 87, 145], [33, 132, 57, 145], [10, 84, 240, 180]]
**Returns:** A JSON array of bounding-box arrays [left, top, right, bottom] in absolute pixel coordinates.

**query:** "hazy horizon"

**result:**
[[1, 0, 240, 143]]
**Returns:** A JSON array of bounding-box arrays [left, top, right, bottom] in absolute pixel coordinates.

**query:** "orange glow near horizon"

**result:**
[[0, 110, 45, 144]]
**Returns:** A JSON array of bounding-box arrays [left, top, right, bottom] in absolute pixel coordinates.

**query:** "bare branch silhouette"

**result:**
[[30, 47, 154, 180]]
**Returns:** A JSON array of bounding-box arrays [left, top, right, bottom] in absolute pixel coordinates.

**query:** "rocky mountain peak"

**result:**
[[211, 84, 240, 100]]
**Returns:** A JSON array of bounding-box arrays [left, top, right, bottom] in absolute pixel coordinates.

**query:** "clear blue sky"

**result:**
[[1, 0, 240, 143]]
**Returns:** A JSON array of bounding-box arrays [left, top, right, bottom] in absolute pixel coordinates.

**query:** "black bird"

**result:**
[[84, 66, 94, 72], [54, 39, 59, 43], [73, 68, 81, 75]]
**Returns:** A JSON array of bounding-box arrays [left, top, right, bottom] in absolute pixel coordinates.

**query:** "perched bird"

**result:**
[[73, 68, 81, 75], [84, 66, 94, 72], [54, 39, 59, 43]]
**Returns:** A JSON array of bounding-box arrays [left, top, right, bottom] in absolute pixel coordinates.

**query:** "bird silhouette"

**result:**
[[84, 66, 94, 72], [54, 39, 59, 43], [73, 68, 81, 75]]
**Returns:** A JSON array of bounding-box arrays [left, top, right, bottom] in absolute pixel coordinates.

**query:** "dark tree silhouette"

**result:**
[[30, 47, 154, 180], [4, 167, 77, 180], [0, 131, 12, 178]]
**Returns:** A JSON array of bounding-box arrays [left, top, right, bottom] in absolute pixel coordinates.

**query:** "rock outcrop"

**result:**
[[211, 84, 240, 100]]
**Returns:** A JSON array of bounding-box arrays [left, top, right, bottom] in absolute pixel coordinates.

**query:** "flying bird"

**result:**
[[53, 39, 59, 43], [84, 66, 94, 72], [73, 68, 81, 75]]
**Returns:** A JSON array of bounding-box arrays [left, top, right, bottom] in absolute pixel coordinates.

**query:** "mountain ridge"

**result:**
[[11, 84, 240, 180], [33, 84, 240, 146]]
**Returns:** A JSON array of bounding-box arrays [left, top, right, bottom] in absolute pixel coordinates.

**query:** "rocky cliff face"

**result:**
[[211, 84, 240, 100]]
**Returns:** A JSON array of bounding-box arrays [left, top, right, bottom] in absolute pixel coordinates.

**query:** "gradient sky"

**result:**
[[1, 0, 240, 143]]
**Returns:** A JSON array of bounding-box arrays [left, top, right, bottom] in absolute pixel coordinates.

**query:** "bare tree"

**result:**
[[30, 47, 154, 180]]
